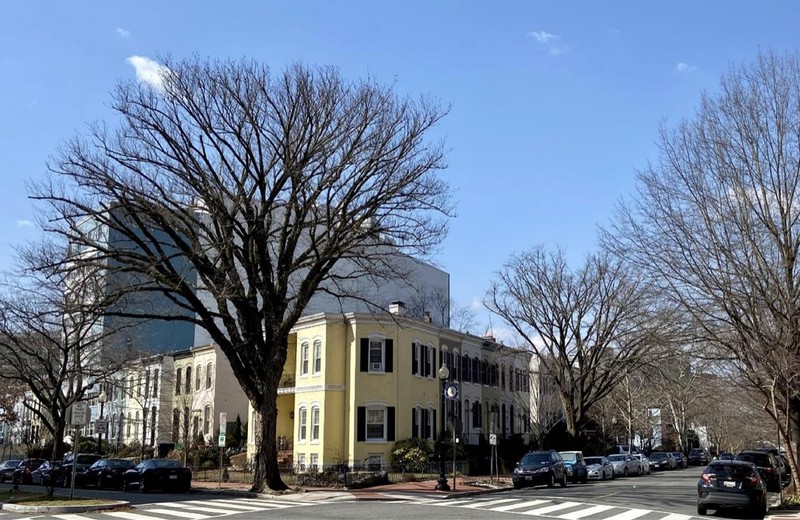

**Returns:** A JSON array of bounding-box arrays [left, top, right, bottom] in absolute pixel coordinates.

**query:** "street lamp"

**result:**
[[435, 362, 450, 491], [97, 391, 107, 455]]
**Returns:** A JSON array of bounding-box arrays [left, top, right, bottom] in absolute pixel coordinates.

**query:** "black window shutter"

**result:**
[[412, 343, 418, 375], [357, 406, 366, 441], [385, 339, 393, 372], [387, 407, 395, 441], [425, 346, 431, 376], [412, 408, 418, 438], [360, 338, 369, 372]]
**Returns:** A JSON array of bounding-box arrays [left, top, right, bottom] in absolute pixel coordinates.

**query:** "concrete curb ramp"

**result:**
[[1, 500, 129, 513]]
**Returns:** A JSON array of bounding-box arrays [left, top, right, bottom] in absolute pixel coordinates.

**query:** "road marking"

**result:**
[[660, 514, 693, 520], [149, 504, 232, 514], [430, 498, 477, 506], [53, 515, 94, 520], [462, 498, 522, 508], [220, 498, 299, 508], [598, 508, 652, 520], [141, 509, 209, 520], [185, 500, 264, 510], [106, 512, 167, 520], [521, 501, 583, 515], [493, 499, 550, 512], [557, 504, 616, 519]]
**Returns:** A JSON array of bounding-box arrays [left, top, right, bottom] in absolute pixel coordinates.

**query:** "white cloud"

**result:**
[[116, 27, 131, 38], [470, 296, 484, 311], [16, 220, 34, 228], [527, 30, 559, 44], [675, 62, 697, 73], [126, 55, 168, 89]]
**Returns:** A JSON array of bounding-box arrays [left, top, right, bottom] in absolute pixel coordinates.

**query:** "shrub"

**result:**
[[391, 438, 432, 473]]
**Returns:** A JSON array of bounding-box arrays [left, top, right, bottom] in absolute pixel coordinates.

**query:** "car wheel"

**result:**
[[561, 474, 568, 487], [623, 468, 628, 477], [697, 505, 707, 516], [582, 473, 588, 484], [547, 473, 555, 488], [513, 481, 522, 490], [139, 480, 147, 493]]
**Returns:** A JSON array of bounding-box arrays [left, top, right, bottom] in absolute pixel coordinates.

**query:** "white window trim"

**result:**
[[298, 407, 308, 443], [368, 337, 385, 374], [300, 342, 310, 377], [365, 406, 387, 442], [310, 406, 320, 443], [312, 339, 322, 375], [426, 345, 434, 379]]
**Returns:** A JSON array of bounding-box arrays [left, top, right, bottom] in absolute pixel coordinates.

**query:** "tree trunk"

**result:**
[[251, 392, 287, 492]]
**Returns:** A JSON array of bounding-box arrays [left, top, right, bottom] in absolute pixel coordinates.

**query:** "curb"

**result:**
[[1, 500, 129, 514]]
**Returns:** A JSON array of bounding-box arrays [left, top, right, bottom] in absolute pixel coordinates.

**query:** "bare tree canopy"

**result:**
[[604, 51, 800, 476], [487, 246, 669, 441], [31, 57, 452, 491]]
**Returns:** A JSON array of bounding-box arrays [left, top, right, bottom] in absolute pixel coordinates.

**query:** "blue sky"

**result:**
[[1, 1, 797, 338]]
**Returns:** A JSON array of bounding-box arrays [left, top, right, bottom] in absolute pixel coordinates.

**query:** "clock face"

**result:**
[[445, 383, 459, 399]]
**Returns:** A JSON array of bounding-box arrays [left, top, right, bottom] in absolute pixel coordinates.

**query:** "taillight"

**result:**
[[701, 473, 714, 484], [746, 476, 760, 487], [763, 467, 776, 473]]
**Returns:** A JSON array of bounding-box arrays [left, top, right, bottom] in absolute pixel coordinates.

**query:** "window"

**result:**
[[298, 407, 307, 442], [204, 405, 211, 435], [134, 411, 140, 437], [172, 409, 180, 442], [192, 416, 199, 439], [464, 400, 470, 431], [205, 363, 213, 389], [426, 408, 435, 440], [472, 357, 479, 382], [298, 453, 306, 472], [313, 340, 322, 373], [310, 453, 318, 472], [462, 355, 470, 383], [453, 351, 460, 381], [300, 342, 309, 375], [150, 406, 157, 445], [412, 342, 419, 375], [152, 369, 159, 398], [195, 365, 202, 391], [367, 408, 385, 440], [144, 370, 150, 398], [128, 377, 134, 397], [311, 406, 320, 441], [426, 345, 433, 377], [367, 454, 382, 471], [125, 413, 130, 437], [185, 367, 191, 393], [472, 401, 482, 428], [369, 339, 383, 372], [175, 369, 182, 395]]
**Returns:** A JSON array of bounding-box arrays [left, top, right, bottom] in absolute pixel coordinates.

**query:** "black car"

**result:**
[[736, 450, 781, 492], [649, 452, 674, 470], [512, 450, 568, 489], [77, 458, 136, 489], [689, 448, 711, 466], [672, 452, 688, 469], [31, 460, 61, 485], [715, 451, 735, 461], [697, 460, 767, 517], [11, 458, 46, 485], [0, 460, 21, 483], [57, 453, 103, 486], [755, 447, 792, 488], [122, 459, 192, 493]]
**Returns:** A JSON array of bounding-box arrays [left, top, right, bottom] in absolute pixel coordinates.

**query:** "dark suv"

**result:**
[[56, 453, 103, 487], [513, 450, 568, 489], [755, 447, 792, 488], [736, 450, 781, 492], [689, 448, 710, 466]]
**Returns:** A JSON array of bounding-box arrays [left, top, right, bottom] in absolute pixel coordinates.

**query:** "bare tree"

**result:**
[[406, 285, 478, 332], [604, 51, 800, 479], [0, 241, 134, 460], [487, 246, 671, 441], [32, 58, 452, 491]]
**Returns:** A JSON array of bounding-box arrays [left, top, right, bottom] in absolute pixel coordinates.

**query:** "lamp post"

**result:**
[[97, 391, 107, 455], [435, 362, 450, 491]]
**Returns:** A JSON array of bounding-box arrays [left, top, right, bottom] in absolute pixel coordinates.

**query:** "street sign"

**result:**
[[218, 434, 226, 447], [489, 433, 497, 445], [219, 412, 227, 435], [95, 418, 108, 434], [71, 402, 89, 426]]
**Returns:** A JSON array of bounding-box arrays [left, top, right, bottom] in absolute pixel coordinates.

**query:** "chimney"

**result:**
[[389, 301, 406, 316], [423, 311, 431, 323]]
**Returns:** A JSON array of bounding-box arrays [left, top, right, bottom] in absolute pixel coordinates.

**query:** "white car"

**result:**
[[632, 454, 651, 475], [584, 456, 615, 480], [607, 454, 641, 477]]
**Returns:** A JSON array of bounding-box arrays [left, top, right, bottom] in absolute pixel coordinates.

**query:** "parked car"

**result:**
[[559, 451, 588, 484], [755, 447, 792, 488], [11, 458, 45, 485], [715, 451, 735, 461], [122, 459, 192, 493], [736, 450, 781, 492], [607, 454, 641, 477], [0, 460, 21, 483], [697, 460, 767, 517], [57, 453, 103, 486], [689, 448, 711, 466], [649, 452, 676, 470], [30, 460, 61, 485], [672, 452, 688, 469], [585, 456, 615, 480], [512, 450, 569, 489], [632, 454, 651, 475], [77, 458, 136, 489]]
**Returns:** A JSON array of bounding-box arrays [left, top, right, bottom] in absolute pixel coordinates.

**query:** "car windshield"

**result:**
[[521, 453, 551, 465], [585, 457, 603, 465], [560, 453, 577, 462], [706, 464, 756, 479], [738, 453, 772, 467], [2, 460, 20, 468], [650, 453, 667, 460], [151, 459, 183, 468], [77, 455, 101, 464], [109, 459, 134, 468], [608, 455, 626, 462]]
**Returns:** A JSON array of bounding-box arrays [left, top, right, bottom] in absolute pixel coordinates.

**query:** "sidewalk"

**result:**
[[191, 477, 511, 502]]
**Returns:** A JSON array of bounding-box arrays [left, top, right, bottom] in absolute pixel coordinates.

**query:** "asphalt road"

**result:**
[[0, 467, 775, 520]]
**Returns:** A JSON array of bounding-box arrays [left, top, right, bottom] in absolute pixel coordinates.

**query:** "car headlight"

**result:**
[[513, 468, 519, 474]]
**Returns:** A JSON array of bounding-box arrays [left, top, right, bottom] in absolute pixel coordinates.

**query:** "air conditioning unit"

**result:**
[[371, 363, 382, 371]]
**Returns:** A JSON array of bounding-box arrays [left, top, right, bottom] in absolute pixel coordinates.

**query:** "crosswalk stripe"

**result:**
[[430, 498, 476, 506], [557, 504, 616, 519], [493, 499, 550, 512], [141, 509, 209, 520], [106, 512, 167, 520], [521, 501, 583, 515], [462, 498, 521, 509], [199, 499, 294, 509], [53, 515, 94, 520], [219, 498, 298, 508], [599, 508, 652, 520], [184, 501, 263, 511], [660, 514, 693, 520], [148, 504, 232, 514]]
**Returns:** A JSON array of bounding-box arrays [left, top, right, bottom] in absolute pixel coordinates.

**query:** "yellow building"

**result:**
[[248, 305, 532, 469]]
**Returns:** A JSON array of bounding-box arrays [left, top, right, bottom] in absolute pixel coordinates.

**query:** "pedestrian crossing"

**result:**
[[421, 496, 703, 520], [5, 497, 313, 520]]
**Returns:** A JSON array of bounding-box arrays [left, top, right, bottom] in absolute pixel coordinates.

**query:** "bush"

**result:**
[[391, 438, 432, 473]]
